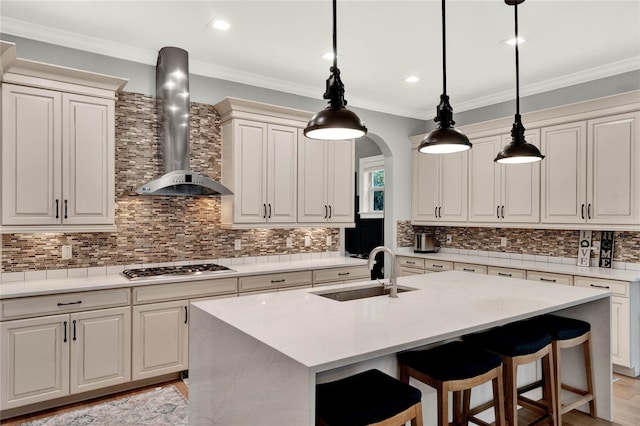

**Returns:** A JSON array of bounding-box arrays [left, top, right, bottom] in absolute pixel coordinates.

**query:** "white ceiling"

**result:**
[[1, 1, 639, 119]]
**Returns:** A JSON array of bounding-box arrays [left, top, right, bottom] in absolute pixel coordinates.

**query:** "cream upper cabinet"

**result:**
[[298, 133, 355, 224], [541, 112, 639, 225], [468, 130, 540, 223], [412, 149, 467, 223], [588, 112, 640, 224], [1, 88, 115, 227], [221, 119, 297, 225]]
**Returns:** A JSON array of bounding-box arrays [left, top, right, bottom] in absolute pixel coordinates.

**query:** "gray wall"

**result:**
[[3, 34, 639, 249]]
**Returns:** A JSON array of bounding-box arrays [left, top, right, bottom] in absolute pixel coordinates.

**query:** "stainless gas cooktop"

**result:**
[[122, 263, 234, 280]]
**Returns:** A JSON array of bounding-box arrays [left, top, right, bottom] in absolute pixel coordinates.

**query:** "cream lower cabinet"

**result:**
[[1, 307, 131, 410], [312, 266, 370, 287], [132, 300, 189, 380]]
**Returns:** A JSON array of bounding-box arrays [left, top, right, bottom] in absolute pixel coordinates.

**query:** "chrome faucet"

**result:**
[[368, 246, 398, 298]]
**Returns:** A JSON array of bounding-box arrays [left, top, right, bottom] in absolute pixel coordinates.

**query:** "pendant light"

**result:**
[[418, 0, 471, 154], [495, 0, 544, 164], [304, 0, 367, 140]]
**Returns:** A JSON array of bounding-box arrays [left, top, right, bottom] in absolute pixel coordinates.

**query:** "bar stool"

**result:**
[[397, 341, 506, 426], [464, 323, 557, 426], [522, 314, 596, 422], [316, 369, 424, 426]]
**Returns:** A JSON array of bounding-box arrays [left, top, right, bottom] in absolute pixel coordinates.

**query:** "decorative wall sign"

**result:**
[[577, 230, 592, 267], [599, 231, 614, 268]]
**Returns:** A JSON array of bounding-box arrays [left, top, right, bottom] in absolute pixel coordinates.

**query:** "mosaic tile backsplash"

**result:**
[[396, 221, 640, 264], [1, 92, 338, 273]]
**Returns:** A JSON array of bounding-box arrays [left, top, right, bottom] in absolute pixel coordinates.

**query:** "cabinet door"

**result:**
[[468, 136, 501, 222], [233, 120, 268, 223], [412, 149, 439, 222], [62, 94, 115, 225], [132, 300, 189, 380], [501, 129, 541, 223], [611, 296, 631, 368], [541, 122, 587, 224], [587, 112, 640, 224], [440, 150, 468, 222], [298, 134, 328, 222], [1, 314, 69, 410], [267, 125, 297, 223], [69, 307, 131, 394], [2, 84, 62, 226], [327, 140, 355, 223]]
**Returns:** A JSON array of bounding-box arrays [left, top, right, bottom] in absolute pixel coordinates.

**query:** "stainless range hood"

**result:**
[[135, 47, 232, 196]]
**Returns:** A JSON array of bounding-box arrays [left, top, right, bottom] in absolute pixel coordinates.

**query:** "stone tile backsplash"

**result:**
[[397, 221, 640, 264], [1, 92, 339, 273]]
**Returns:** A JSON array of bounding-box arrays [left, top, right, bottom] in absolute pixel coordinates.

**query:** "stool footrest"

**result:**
[[517, 379, 543, 395], [560, 395, 595, 415]]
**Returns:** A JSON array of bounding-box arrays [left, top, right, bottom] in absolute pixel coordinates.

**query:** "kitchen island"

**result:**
[[188, 271, 612, 425]]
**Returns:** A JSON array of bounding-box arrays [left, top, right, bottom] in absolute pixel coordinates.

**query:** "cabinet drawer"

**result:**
[[133, 278, 238, 304], [398, 266, 428, 277], [313, 266, 370, 284], [397, 256, 425, 269], [487, 266, 526, 280], [239, 271, 312, 293], [1, 288, 131, 321], [574, 276, 629, 297], [526, 271, 573, 286], [454, 263, 487, 274], [424, 260, 453, 272]]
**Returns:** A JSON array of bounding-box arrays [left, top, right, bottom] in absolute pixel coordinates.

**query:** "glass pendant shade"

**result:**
[[495, 0, 544, 164], [420, 0, 470, 155], [304, 0, 367, 141]]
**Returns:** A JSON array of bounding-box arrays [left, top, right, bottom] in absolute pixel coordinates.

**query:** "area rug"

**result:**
[[20, 386, 188, 425]]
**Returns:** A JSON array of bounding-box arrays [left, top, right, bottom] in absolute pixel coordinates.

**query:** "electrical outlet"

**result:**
[[326, 236, 332, 246], [446, 234, 452, 244], [234, 239, 241, 251], [304, 236, 311, 247], [500, 237, 507, 247], [62, 245, 72, 259], [286, 237, 293, 248]]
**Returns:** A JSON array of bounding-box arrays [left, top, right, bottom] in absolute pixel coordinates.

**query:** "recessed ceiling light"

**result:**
[[404, 76, 419, 83], [322, 52, 334, 60], [505, 36, 526, 46], [210, 19, 231, 31]]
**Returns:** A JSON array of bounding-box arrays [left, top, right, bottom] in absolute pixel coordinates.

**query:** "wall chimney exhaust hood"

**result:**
[[135, 47, 232, 196]]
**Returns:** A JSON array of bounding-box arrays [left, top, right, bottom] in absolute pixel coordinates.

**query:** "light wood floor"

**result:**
[[1, 374, 637, 425]]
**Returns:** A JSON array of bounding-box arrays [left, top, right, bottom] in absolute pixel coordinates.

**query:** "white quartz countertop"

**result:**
[[0, 257, 367, 299], [191, 270, 610, 372], [396, 249, 640, 282]]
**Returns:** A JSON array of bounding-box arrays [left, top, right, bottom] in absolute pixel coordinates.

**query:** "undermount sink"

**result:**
[[313, 284, 416, 302]]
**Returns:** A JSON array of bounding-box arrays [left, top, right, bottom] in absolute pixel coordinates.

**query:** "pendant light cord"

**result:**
[[333, 0, 338, 71], [441, 0, 447, 95], [514, 1, 520, 117]]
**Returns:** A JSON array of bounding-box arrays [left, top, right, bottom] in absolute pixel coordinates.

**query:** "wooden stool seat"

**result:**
[[316, 369, 423, 426], [398, 341, 506, 426], [465, 323, 557, 426], [523, 315, 596, 422]]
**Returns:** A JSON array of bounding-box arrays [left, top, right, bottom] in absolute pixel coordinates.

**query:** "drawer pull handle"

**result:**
[[590, 284, 610, 289], [268, 203, 272, 219], [338, 272, 350, 276], [498, 272, 512, 277], [185, 306, 188, 324], [432, 264, 443, 268], [263, 204, 267, 219], [328, 205, 332, 219], [64, 199, 68, 219], [540, 278, 557, 283], [463, 268, 475, 272], [55, 199, 60, 219], [501, 205, 505, 219], [406, 261, 416, 265], [63, 321, 68, 343], [588, 203, 592, 220], [581, 203, 585, 220], [271, 279, 285, 283], [57, 301, 82, 307], [72, 320, 77, 341]]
